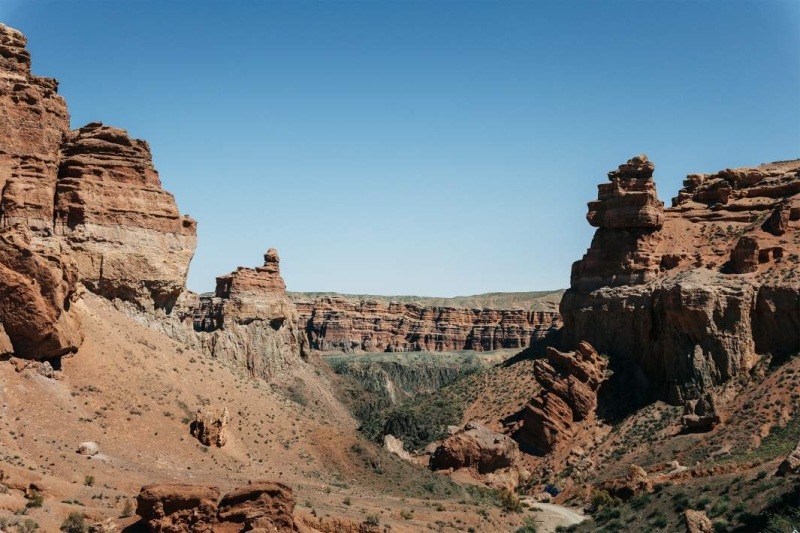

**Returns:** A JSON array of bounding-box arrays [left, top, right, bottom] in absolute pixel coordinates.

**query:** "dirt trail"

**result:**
[[523, 499, 586, 532]]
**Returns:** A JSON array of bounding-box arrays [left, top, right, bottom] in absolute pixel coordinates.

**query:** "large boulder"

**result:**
[[779, 440, 800, 475], [430, 421, 520, 475], [682, 393, 721, 431], [217, 481, 296, 531], [685, 509, 714, 533], [134, 482, 296, 533]]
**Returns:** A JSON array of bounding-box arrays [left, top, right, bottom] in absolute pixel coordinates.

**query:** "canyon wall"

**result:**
[[561, 155, 800, 404], [0, 23, 196, 359], [294, 296, 561, 353]]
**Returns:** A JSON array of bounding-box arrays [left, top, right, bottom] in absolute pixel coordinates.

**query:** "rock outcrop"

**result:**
[[778, 440, 800, 475], [136, 481, 296, 533], [561, 156, 800, 404], [681, 392, 721, 431], [54, 122, 197, 312], [598, 464, 652, 501], [0, 23, 196, 358], [430, 421, 520, 474], [295, 296, 561, 353], [190, 407, 229, 447], [183, 249, 306, 380], [0, 225, 83, 359], [517, 342, 607, 453], [684, 509, 714, 533]]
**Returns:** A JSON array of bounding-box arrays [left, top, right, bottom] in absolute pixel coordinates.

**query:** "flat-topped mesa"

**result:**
[[562, 156, 800, 404], [587, 154, 664, 229], [0, 24, 69, 232], [54, 122, 197, 312], [296, 295, 561, 353]]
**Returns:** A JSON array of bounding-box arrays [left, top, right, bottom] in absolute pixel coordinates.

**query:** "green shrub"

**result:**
[[26, 490, 43, 508], [500, 490, 522, 513], [60, 512, 87, 533]]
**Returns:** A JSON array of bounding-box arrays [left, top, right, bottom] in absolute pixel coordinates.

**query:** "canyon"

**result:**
[[1, 19, 800, 533]]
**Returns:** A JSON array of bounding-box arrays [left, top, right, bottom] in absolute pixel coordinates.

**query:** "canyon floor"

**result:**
[[0, 294, 544, 532]]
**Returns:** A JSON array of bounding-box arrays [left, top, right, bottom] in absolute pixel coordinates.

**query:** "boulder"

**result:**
[[682, 393, 721, 431], [217, 481, 296, 531], [135, 483, 220, 532], [77, 442, 99, 456], [599, 464, 652, 500], [685, 509, 714, 533], [430, 421, 520, 475], [778, 440, 800, 475], [190, 407, 228, 448]]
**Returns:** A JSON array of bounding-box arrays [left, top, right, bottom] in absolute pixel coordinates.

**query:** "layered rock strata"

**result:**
[[54, 122, 197, 311], [561, 156, 800, 403], [295, 296, 561, 353], [0, 23, 196, 358], [182, 249, 306, 380], [518, 342, 607, 453]]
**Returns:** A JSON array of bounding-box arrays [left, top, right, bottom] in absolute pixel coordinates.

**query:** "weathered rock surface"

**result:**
[[183, 249, 306, 381], [684, 509, 714, 533], [135, 481, 296, 533], [295, 296, 561, 353], [0, 23, 196, 360], [598, 464, 652, 500], [518, 342, 607, 453], [0, 24, 69, 232], [0, 225, 83, 359], [681, 392, 721, 431], [54, 122, 197, 312], [778, 440, 800, 475], [562, 156, 800, 404], [136, 483, 221, 532], [191, 407, 229, 447], [430, 421, 520, 475]]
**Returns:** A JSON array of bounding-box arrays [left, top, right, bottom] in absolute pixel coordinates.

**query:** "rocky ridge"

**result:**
[[295, 296, 561, 353]]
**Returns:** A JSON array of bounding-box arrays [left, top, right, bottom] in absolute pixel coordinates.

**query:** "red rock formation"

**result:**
[[191, 407, 229, 447], [0, 225, 83, 359], [0, 24, 69, 232], [54, 123, 197, 311], [0, 23, 196, 325], [430, 421, 521, 474], [135, 481, 296, 533], [518, 342, 607, 453], [186, 249, 306, 380], [295, 296, 561, 353], [561, 156, 800, 403]]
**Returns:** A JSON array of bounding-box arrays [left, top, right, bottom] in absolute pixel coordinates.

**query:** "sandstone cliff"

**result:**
[[295, 296, 561, 353], [0, 23, 196, 359], [561, 155, 800, 404]]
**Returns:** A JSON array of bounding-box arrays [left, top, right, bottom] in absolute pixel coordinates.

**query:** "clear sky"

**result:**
[[3, 1, 799, 296]]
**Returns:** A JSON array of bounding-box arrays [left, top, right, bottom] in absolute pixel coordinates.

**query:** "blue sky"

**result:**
[[3, 1, 799, 295]]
